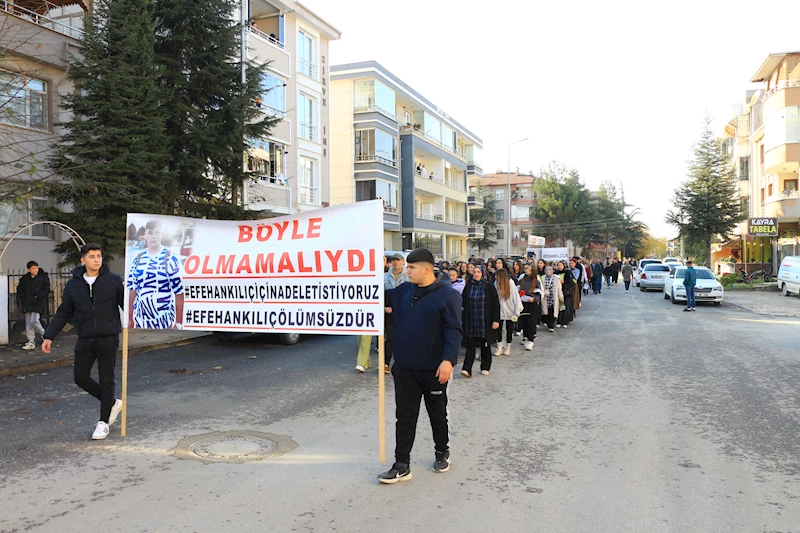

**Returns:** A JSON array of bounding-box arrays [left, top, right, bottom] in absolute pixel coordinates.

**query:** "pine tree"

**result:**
[[534, 161, 594, 247], [155, 0, 278, 218], [665, 115, 745, 265], [46, 0, 167, 263]]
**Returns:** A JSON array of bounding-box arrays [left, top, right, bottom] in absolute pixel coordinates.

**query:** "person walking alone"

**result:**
[[591, 259, 604, 294], [42, 244, 124, 440], [16, 260, 50, 350], [460, 266, 500, 378], [378, 249, 462, 484], [621, 260, 634, 293], [683, 260, 697, 312], [493, 269, 523, 356]]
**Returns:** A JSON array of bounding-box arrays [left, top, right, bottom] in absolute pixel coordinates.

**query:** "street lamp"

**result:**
[[507, 137, 528, 256]]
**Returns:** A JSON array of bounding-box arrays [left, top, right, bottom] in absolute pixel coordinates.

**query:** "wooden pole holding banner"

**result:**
[[378, 333, 386, 463], [121, 327, 129, 437]]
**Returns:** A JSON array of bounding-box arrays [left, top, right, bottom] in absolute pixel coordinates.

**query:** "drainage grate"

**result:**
[[173, 430, 297, 464]]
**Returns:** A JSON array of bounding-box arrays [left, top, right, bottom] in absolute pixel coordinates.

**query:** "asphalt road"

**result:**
[[1, 283, 799, 533]]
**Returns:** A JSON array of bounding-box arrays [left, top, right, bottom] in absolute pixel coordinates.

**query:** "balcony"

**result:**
[[415, 212, 467, 226], [414, 170, 466, 193], [299, 122, 319, 143], [468, 224, 484, 238], [764, 79, 800, 101], [297, 58, 318, 80], [763, 190, 800, 219], [356, 154, 397, 168], [400, 125, 467, 162], [763, 143, 800, 174], [247, 27, 290, 74], [1, 0, 85, 39], [299, 186, 321, 206], [467, 195, 484, 209]]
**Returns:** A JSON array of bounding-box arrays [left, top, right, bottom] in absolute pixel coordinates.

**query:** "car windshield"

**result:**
[[644, 265, 670, 272]]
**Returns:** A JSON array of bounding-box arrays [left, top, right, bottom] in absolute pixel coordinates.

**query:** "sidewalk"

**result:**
[[724, 290, 800, 318], [0, 330, 210, 378]]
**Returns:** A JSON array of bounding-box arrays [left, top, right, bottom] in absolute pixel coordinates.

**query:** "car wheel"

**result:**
[[782, 283, 790, 297], [670, 289, 678, 305], [639, 286, 645, 292], [713, 301, 721, 306], [278, 332, 300, 345], [664, 290, 670, 299]]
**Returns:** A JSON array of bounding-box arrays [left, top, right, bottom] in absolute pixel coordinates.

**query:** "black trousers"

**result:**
[[543, 305, 557, 329], [463, 337, 491, 373], [73, 335, 118, 423], [499, 319, 515, 344], [384, 319, 394, 366], [522, 302, 540, 340], [392, 363, 450, 465]]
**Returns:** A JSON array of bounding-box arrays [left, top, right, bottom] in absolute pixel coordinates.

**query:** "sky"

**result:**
[[301, 0, 800, 238]]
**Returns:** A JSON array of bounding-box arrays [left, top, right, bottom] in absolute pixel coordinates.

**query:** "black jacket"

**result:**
[[388, 274, 463, 371], [16, 271, 50, 315], [44, 264, 124, 340], [461, 279, 501, 343], [591, 262, 603, 278]]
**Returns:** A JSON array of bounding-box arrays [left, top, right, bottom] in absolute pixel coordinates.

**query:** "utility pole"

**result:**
[[507, 137, 528, 256]]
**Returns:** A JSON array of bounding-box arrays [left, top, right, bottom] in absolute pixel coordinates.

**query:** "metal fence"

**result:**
[[7, 269, 71, 337]]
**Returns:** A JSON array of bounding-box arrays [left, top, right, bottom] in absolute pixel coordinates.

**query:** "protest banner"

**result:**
[[121, 201, 387, 459]]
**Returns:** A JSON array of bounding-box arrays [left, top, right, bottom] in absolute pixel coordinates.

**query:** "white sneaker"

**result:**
[[524, 341, 534, 351], [480, 370, 490, 376], [22, 341, 35, 350], [108, 399, 123, 426], [92, 421, 109, 440], [514, 331, 522, 336], [494, 344, 504, 356], [548, 328, 555, 332], [556, 324, 562, 328], [355, 365, 366, 373], [563, 325, 568, 329], [503, 344, 511, 356], [520, 338, 527, 345]]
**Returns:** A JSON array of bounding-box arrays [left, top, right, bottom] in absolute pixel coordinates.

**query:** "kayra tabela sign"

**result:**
[[124, 201, 385, 335], [747, 217, 778, 237]]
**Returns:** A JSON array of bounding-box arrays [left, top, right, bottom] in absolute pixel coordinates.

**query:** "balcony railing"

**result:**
[[248, 26, 285, 49], [468, 224, 485, 238], [766, 189, 800, 202], [2, 0, 84, 38], [299, 122, 319, 143], [414, 212, 466, 226], [299, 186, 320, 206], [445, 216, 467, 226], [256, 103, 285, 119], [356, 154, 397, 167], [444, 178, 466, 191], [400, 125, 467, 161], [297, 58, 318, 80], [467, 195, 484, 208], [354, 104, 396, 121], [765, 79, 800, 100]]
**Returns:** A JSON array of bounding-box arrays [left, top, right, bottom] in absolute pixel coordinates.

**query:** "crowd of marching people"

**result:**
[[358, 252, 641, 378]]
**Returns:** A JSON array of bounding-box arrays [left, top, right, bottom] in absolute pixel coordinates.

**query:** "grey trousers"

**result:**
[[25, 312, 45, 342]]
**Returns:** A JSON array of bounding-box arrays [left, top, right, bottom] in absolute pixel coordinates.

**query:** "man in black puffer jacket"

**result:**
[[42, 243, 124, 441]]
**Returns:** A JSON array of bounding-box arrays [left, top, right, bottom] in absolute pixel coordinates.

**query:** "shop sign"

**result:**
[[747, 218, 778, 237]]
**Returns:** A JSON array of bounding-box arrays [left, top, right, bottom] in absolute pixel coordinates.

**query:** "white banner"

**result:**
[[124, 201, 385, 335], [541, 247, 569, 262]]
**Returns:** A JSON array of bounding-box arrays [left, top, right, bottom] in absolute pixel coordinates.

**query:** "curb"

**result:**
[[0, 334, 210, 378]]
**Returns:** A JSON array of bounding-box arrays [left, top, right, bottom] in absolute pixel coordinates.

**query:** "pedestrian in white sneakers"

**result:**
[[494, 269, 523, 356], [16, 260, 49, 350], [42, 244, 124, 440]]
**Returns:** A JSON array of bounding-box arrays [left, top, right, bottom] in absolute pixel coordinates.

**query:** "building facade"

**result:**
[[329, 61, 483, 261], [748, 52, 800, 263], [468, 171, 537, 258], [0, 0, 87, 272], [242, 0, 340, 216]]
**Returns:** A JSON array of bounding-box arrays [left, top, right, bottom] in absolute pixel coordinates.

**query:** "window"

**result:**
[[518, 187, 531, 199], [442, 124, 455, 152], [414, 233, 443, 255], [495, 189, 504, 200], [768, 183, 774, 197], [785, 179, 798, 191], [423, 111, 441, 143], [0, 198, 49, 238], [355, 78, 398, 118], [297, 30, 315, 79], [298, 157, 319, 205], [298, 94, 317, 142], [403, 111, 411, 126], [354, 129, 397, 166], [258, 74, 285, 117], [760, 188, 765, 205], [247, 139, 284, 179], [497, 229, 504, 240], [496, 209, 504, 221], [738, 157, 749, 180], [0, 70, 47, 130], [355, 179, 398, 211], [511, 205, 530, 219]]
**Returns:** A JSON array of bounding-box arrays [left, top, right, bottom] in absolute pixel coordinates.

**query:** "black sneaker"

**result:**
[[433, 450, 451, 473], [378, 463, 412, 484]]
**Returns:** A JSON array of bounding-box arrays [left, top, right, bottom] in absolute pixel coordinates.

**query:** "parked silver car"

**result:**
[[639, 263, 671, 291]]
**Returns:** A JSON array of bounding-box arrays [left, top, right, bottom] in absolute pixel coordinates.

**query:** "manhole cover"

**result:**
[[173, 431, 297, 464]]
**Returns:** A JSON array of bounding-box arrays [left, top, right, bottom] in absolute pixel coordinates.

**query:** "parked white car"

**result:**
[[639, 263, 671, 291], [777, 256, 800, 296], [663, 266, 724, 305], [636, 259, 663, 283], [663, 257, 683, 266]]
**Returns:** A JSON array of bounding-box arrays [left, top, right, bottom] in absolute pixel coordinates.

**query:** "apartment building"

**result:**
[[329, 61, 483, 261], [468, 171, 537, 258], [242, 0, 340, 216], [747, 51, 800, 262], [0, 0, 85, 272]]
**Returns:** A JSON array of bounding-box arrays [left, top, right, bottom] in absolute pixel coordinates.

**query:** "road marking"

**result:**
[[726, 318, 800, 325]]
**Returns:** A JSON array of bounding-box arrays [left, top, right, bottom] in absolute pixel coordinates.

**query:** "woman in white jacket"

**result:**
[[540, 265, 564, 332], [494, 268, 523, 356]]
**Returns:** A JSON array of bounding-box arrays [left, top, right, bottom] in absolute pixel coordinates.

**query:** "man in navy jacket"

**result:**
[[378, 248, 463, 484], [42, 243, 124, 441]]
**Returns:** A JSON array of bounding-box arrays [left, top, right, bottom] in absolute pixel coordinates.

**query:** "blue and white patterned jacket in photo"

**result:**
[[127, 247, 184, 329]]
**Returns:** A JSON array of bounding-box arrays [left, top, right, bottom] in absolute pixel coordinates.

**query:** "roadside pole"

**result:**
[[121, 327, 129, 437], [378, 334, 385, 463]]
